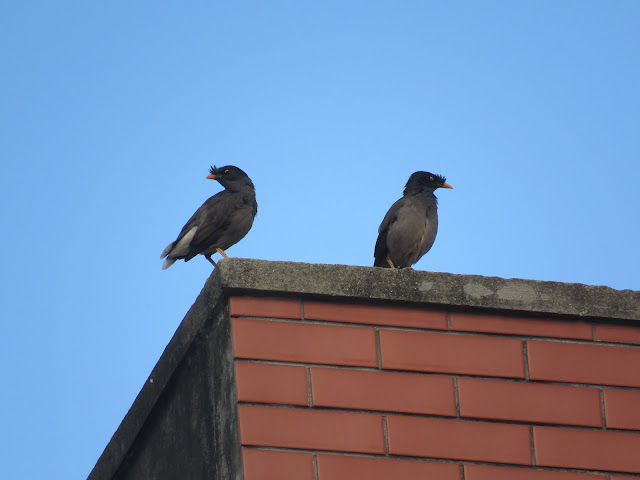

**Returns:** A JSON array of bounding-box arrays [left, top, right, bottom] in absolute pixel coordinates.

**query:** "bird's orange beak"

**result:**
[[206, 174, 216, 179], [442, 183, 453, 189]]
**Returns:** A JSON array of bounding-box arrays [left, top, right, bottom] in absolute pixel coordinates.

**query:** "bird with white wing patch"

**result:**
[[161, 165, 257, 270]]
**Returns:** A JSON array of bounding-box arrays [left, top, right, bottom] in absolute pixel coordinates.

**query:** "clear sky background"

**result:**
[[1, 2, 639, 478]]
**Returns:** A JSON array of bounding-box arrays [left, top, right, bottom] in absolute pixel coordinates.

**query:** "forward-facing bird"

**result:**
[[161, 165, 257, 270], [374, 171, 452, 269]]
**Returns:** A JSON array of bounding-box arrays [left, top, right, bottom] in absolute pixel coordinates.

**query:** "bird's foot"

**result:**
[[386, 258, 396, 269], [216, 248, 230, 259], [402, 266, 414, 271]]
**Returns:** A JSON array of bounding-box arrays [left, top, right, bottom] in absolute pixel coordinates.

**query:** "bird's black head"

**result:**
[[207, 165, 254, 191], [404, 171, 453, 195]]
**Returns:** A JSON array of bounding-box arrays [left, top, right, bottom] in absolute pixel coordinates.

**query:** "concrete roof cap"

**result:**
[[215, 259, 640, 322]]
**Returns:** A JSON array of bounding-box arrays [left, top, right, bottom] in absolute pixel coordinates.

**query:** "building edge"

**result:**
[[88, 258, 640, 479]]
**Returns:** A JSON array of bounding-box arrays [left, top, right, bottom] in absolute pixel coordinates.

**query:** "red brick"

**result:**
[[534, 425, 640, 473], [316, 454, 460, 480], [464, 464, 605, 480], [311, 367, 455, 416], [387, 414, 531, 464], [450, 312, 592, 340], [304, 301, 447, 330], [604, 389, 640, 430], [528, 340, 640, 387], [242, 448, 315, 480], [380, 329, 525, 378], [458, 377, 602, 427], [230, 296, 301, 319], [235, 361, 308, 406], [238, 405, 385, 454], [610, 477, 640, 480], [596, 324, 640, 345], [233, 318, 378, 367]]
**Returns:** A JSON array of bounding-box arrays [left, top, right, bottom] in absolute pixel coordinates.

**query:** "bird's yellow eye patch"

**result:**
[[429, 176, 434, 181], [224, 169, 229, 173]]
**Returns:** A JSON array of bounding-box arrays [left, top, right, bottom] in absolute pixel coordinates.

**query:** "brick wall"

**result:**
[[231, 296, 640, 480]]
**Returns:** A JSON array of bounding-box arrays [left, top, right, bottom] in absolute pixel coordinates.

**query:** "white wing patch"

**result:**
[[160, 226, 199, 270], [171, 226, 198, 257]]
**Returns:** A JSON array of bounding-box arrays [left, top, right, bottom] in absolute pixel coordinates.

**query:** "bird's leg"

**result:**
[[386, 258, 396, 269], [205, 255, 217, 267], [216, 248, 230, 259]]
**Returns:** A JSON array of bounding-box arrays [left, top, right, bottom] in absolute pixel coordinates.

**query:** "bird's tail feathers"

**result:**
[[162, 257, 177, 270], [160, 242, 174, 259], [373, 257, 392, 268]]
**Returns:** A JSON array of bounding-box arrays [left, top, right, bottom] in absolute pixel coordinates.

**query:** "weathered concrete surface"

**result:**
[[88, 260, 640, 480], [112, 314, 240, 480], [217, 259, 640, 321], [88, 274, 242, 480]]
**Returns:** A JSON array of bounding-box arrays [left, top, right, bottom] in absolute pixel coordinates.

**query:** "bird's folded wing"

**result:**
[[374, 197, 406, 258], [186, 194, 235, 253], [377, 197, 407, 234]]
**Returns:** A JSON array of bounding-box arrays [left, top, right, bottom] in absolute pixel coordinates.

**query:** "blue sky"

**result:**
[[1, 2, 639, 478]]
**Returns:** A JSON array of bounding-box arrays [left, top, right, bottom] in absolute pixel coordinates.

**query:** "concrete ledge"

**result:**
[[217, 259, 640, 321]]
